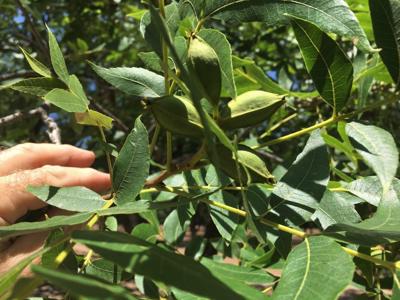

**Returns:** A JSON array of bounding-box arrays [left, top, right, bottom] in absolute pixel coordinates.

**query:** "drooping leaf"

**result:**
[[325, 179, 400, 246], [46, 25, 69, 83], [8, 77, 65, 97], [370, 0, 400, 86], [271, 236, 355, 299], [90, 63, 165, 98], [312, 190, 361, 229], [346, 122, 399, 192], [198, 29, 236, 99], [291, 17, 353, 112], [27, 185, 106, 212], [19, 47, 52, 78], [32, 265, 137, 300], [271, 130, 330, 225], [179, 0, 373, 52], [72, 230, 247, 300], [113, 117, 150, 205], [75, 109, 113, 129]]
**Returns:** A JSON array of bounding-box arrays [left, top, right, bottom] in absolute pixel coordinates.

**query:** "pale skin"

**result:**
[[0, 143, 111, 274]]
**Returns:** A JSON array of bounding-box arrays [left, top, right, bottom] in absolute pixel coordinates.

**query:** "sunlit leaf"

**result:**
[[272, 236, 355, 299]]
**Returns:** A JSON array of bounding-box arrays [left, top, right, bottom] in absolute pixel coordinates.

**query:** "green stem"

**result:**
[[159, 0, 170, 94], [168, 70, 191, 97], [194, 18, 205, 34], [255, 98, 398, 149], [98, 125, 114, 182], [166, 131, 173, 172], [255, 116, 336, 149], [150, 124, 161, 156], [202, 198, 397, 270], [260, 113, 298, 139], [187, 142, 206, 169]]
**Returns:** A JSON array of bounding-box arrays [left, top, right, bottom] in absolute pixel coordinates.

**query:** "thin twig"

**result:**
[[0, 105, 61, 144], [0, 71, 36, 82], [91, 102, 129, 133], [15, 0, 48, 62]]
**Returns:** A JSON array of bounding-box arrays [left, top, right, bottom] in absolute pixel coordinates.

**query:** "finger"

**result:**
[[0, 207, 79, 277], [0, 143, 96, 176], [0, 166, 111, 224]]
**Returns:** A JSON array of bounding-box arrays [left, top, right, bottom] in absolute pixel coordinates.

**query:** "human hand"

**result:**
[[0, 143, 111, 274]]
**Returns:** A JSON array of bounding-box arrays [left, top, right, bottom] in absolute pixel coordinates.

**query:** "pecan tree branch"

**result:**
[[0, 105, 61, 144]]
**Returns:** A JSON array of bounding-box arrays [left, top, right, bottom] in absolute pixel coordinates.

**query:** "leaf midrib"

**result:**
[[204, 0, 356, 39], [107, 69, 159, 95], [294, 238, 311, 299]]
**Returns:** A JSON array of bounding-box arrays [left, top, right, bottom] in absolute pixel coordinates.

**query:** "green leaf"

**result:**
[[113, 117, 150, 205], [43, 88, 88, 112], [19, 47, 52, 78], [198, 29, 236, 99], [90, 63, 165, 98], [271, 236, 355, 300], [209, 144, 274, 184], [346, 122, 399, 192], [72, 230, 247, 300], [325, 179, 400, 246], [163, 204, 193, 244], [271, 130, 330, 225], [32, 265, 137, 300], [46, 25, 69, 83], [209, 191, 240, 241], [0, 247, 47, 296], [8, 77, 65, 97], [85, 259, 125, 283], [200, 257, 274, 284], [140, 2, 180, 56], [180, 0, 373, 52], [138, 51, 165, 73], [0, 201, 150, 240], [313, 190, 361, 229], [27, 185, 106, 212], [344, 176, 382, 206], [291, 17, 353, 112], [393, 271, 400, 299], [131, 223, 159, 244], [370, 0, 400, 86], [68, 74, 89, 104], [75, 109, 113, 129], [246, 184, 271, 217]]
